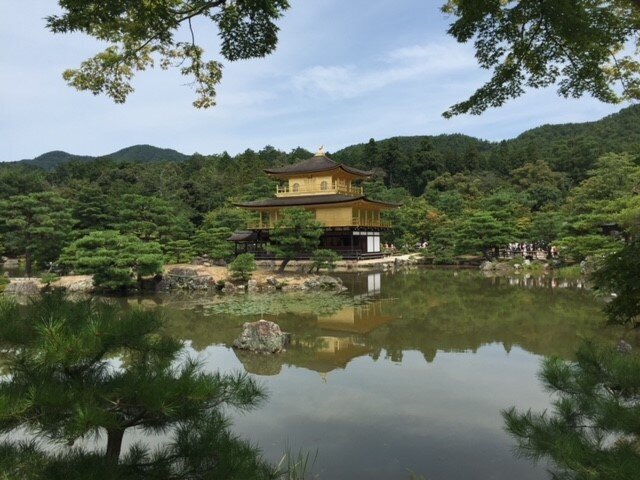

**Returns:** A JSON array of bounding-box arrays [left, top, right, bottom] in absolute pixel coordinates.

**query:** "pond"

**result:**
[[122, 269, 635, 480]]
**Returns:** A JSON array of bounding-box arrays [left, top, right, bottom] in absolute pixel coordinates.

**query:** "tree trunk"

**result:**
[[278, 258, 290, 273], [25, 251, 32, 278], [106, 428, 125, 464]]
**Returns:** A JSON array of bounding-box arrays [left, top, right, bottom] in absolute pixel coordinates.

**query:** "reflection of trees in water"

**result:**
[[157, 270, 638, 375], [370, 270, 629, 363]]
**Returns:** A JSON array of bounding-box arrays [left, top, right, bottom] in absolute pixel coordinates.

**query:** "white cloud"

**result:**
[[292, 40, 477, 99]]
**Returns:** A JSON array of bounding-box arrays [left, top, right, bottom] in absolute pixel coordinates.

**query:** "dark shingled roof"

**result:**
[[234, 195, 399, 209], [228, 230, 258, 242], [264, 154, 372, 177]]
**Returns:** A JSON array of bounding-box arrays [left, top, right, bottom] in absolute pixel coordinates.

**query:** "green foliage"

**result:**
[[443, 1, 640, 117], [203, 207, 252, 232], [228, 253, 256, 282], [0, 274, 9, 293], [503, 341, 640, 480], [511, 160, 567, 210], [61, 230, 164, 291], [527, 210, 568, 245], [309, 249, 341, 273], [48, 0, 290, 108], [162, 239, 195, 264], [0, 191, 75, 276], [618, 195, 640, 236], [193, 227, 234, 260], [0, 164, 49, 197], [556, 235, 621, 262], [592, 239, 640, 326], [39, 273, 60, 286], [425, 218, 459, 264], [268, 209, 324, 272], [455, 212, 517, 257], [111, 194, 191, 244], [566, 153, 640, 215], [554, 265, 584, 280], [2, 108, 640, 270], [67, 182, 113, 236], [0, 293, 273, 478]]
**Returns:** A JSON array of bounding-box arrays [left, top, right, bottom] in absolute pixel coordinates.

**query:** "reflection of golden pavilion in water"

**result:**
[[292, 273, 393, 375], [235, 273, 395, 377], [317, 298, 391, 335], [291, 298, 394, 375]]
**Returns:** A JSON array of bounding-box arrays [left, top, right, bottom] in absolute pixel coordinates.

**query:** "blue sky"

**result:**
[[0, 0, 626, 161]]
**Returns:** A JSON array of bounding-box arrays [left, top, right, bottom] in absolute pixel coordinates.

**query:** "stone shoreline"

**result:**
[[1, 265, 350, 296], [1, 254, 420, 297]]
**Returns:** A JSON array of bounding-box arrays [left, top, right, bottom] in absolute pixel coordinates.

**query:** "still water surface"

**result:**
[[125, 269, 633, 480]]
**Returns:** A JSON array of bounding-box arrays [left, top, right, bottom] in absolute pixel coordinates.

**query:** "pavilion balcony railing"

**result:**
[[351, 218, 392, 228], [247, 218, 391, 229], [276, 183, 363, 197], [247, 220, 271, 229]]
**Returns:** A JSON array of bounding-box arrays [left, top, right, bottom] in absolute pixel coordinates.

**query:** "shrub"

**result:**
[[309, 249, 341, 273], [228, 253, 256, 282], [39, 273, 60, 288]]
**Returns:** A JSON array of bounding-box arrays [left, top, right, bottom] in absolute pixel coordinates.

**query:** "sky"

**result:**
[[0, 0, 627, 162]]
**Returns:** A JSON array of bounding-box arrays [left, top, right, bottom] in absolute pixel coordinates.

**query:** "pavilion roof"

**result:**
[[234, 194, 399, 209], [264, 153, 373, 178]]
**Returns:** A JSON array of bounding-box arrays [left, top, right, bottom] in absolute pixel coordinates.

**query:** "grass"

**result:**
[[275, 446, 318, 480], [554, 265, 584, 280]]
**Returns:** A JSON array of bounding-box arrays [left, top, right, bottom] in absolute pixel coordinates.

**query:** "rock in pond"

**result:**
[[480, 261, 494, 271], [616, 339, 633, 354], [65, 278, 95, 293], [247, 279, 258, 292], [4, 280, 40, 296], [233, 320, 290, 354], [2, 258, 20, 269], [157, 267, 215, 291], [303, 275, 346, 291], [222, 282, 237, 294]]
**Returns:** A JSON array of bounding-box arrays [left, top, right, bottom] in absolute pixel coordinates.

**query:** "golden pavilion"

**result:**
[[231, 148, 398, 259]]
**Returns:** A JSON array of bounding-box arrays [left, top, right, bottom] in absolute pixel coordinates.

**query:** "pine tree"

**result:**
[[503, 238, 640, 479], [193, 227, 234, 260], [61, 230, 164, 291], [228, 253, 257, 282], [591, 239, 640, 326], [503, 341, 640, 480], [309, 249, 341, 273], [267, 209, 323, 272], [0, 192, 75, 276], [110, 194, 191, 245], [0, 293, 273, 479]]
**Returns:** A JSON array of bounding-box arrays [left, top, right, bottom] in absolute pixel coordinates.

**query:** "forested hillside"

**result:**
[[333, 104, 640, 189], [11, 144, 189, 170], [1, 105, 638, 278], [11, 105, 640, 180]]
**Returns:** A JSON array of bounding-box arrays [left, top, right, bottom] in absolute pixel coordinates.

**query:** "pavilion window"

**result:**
[[292, 183, 300, 192], [320, 181, 328, 191]]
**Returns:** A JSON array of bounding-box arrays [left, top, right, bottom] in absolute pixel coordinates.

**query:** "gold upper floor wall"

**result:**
[[275, 174, 363, 198], [247, 205, 391, 229]]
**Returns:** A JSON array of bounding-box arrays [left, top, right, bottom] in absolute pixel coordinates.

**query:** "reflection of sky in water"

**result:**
[[199, 343, 551, 480]]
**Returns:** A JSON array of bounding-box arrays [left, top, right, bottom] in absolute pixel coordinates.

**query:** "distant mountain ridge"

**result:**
[[11, 145, 190, 170], [8, 105, 640, 172]]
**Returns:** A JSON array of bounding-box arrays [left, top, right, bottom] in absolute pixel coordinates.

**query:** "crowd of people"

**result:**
[[505, 243, 558, 260]]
